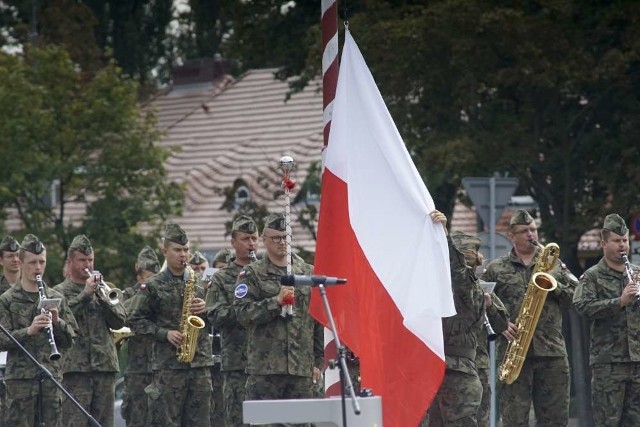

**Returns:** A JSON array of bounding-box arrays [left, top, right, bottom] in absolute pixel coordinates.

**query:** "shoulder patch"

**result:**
[[234, 283, 248, 299]]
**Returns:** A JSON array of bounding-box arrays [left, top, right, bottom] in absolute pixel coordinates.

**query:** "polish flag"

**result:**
[[310, 31, 455, 426]]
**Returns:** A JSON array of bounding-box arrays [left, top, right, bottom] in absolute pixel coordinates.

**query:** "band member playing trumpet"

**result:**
[[54, 234, 126, 427], [0, 234, 77, 427], [129, 223, 213, 427], [120, 246, 161, 427], [574, 213, 640, 426]]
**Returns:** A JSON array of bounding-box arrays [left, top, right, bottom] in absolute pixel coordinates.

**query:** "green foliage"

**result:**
[[0, 45, 182, 286]]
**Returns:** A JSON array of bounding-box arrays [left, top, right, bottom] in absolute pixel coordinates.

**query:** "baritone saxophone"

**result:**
[[177, 263, 205, 363], [499, 240, 559, 384]]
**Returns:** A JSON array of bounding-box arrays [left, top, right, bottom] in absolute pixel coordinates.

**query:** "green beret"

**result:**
[[213, 248, 232, 265], [263, 213, 286, 232], [232, 215, 257, 234], [0, 235, 19, 253], [189, 250, 208, 265], [510, 209, 534, 226], [603, 213, 628, 236], [137, 246, 160, 273], [20, 234, 45, 255], [163, 223, 188, 245], [69, 234, 93, 255], [450, 231, 482, 252]]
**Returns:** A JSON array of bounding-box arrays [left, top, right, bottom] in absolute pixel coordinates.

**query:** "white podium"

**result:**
[[243, 396, 383, 426]]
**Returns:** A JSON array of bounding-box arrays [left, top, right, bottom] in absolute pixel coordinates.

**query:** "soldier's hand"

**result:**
[[483, 292, 493, 307], [502, 321, 518, 342], [312, 367, 321, 384], [27, 313, 52, 336], [167, 330, 184, 348], [190, 298, 206, 315], [430, 210, 448, 232], [620, 282, 639, 306], [277, 286, 295, 305], [49, 307, 60, 325], [84, 274, 98, 295]]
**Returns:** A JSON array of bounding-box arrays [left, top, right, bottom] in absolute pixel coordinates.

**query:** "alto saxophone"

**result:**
[[177, 263, 206, 363], [499, 240, 559, 384]]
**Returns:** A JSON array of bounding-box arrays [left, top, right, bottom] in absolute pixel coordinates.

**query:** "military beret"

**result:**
[[189, 250, 208, 265], [163, 223, 188, 245], [0, 235, 19, 253], [450, 231, 482, 252], [232, 215, 257, 234], [21, 234, 45, 255], [603, 213, 628, 236], [137, 245, 160, 273], [263, 213, 286, 232], [213, 248, 232, 265], [69, 234, 93, 255], [510, 209, 534, 226]]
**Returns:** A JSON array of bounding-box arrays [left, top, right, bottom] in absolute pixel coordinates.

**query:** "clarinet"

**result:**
[[484, 313, 498, 341], [36, 275, 61, 361], [620, 252, 640, 307]]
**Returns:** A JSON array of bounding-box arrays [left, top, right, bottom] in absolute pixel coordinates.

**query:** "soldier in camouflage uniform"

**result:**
[[234, 213, 324, 407], [573, 213, 640, 426], [482, 210, 575, 427], [0, 235, 21, 295], [206, 215, 259, 426], [54, 234, 127, 427], [120, 246, 161, 427], [128, 223, 213, 427], [0, 234, 77, 427], [425, 211, 488, 426], [212, 248, 232, 269], [189, 251, 209, 276], [475, 292, 509, 427]]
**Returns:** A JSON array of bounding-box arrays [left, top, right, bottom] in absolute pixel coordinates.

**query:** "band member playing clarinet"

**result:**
[[574, 213, 640, 426], [0, 234, 77, 427]]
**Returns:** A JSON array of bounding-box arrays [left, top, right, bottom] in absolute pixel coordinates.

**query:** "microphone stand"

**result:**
[[316, 283, 360, 427], [0, 323, 101, 427]]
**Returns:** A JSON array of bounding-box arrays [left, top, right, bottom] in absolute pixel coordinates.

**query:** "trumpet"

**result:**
[[620, 252, 640, 306], [36, 275, 61, 361], [84, 268, 123, 305]]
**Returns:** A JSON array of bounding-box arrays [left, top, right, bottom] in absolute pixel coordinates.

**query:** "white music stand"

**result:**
[[243, 396, 383, 426]]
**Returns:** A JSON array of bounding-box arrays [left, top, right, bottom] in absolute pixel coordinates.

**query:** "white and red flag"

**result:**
[[310, 30, 455, 426]]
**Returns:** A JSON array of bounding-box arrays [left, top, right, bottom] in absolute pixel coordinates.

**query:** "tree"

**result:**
[[0, 45, 183, 286]]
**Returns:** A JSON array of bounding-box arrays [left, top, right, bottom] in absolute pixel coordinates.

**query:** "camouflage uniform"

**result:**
[[427, 233, 486, 427], [475, 293, 509, 427], [0, 275, 12, 296], [234, 253, 324, 403], [120, 246, 160, 427], [573, 214, 640, 426], [482, 230, 574, 425], [128, 223, 213, 427], [0, 235, 78, 427], [54, 235, 127, 427], [207, 261, 248, 426]]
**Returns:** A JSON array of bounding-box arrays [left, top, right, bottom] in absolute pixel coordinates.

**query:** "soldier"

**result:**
[[482, 209, 575, 427], [54, 234, 127, 427], [426, 211, 488, 426], [0, 235, 21, 294], [206, 215, 259, 426], [212, 248, 232, 269], [128, 223, 213, 427], [573, 213, 640, 426], [120, 246, 161, 427], [0, 234, 77, 426], [234, 213, 324, 405], [189, 250, 209, 276]]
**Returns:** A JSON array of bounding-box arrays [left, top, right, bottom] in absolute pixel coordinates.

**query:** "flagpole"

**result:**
[[321, 0, 341, 398]]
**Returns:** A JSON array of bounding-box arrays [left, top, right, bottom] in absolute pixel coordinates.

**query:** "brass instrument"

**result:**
[[84, 268, 123, 306], [177, 263, 205, 363], [36, 275, 61, 361], [620, 252, 640, 306], [111, 327, 135, 346], [499, 240, 559, 384]]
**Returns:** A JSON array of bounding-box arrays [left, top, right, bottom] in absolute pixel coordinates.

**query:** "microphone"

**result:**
[[280, 275, 347, 287]]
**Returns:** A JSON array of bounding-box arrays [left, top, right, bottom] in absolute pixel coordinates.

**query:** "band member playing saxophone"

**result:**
[[574, 213, 640, 426], [54, 234, 126, 427], [129, 223, 213, 427], [0, 234, 77, 427]]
